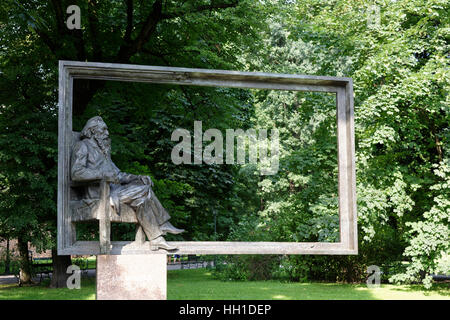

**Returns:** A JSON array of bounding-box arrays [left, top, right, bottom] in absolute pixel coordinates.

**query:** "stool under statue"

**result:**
[[70, 116, 184, 253]]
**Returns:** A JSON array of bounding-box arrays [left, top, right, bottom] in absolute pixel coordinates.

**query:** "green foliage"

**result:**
[[213, 255, 280, 281], [217, 0, 449, 287], [390, 162, 450, 288], [0, 0, 267, 247], [0, 249, 20, 275], [0, 7, 58, 250], [0, 0, 448, 289]]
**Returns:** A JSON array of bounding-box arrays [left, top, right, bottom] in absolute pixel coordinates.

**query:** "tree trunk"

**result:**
[[17, 236, 33, 285], [49, 248, 72, 288], [5, 238, 10, 274]]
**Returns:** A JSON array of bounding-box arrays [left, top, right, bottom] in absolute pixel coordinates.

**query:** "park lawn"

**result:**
[[167, 269, 449, 300], [0, 269, 448, 300], [0, 278, 96, 300], [0, 256, 97, 275]]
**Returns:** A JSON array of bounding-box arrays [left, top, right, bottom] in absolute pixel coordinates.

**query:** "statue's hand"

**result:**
[[103, 171, 119, 184], [140, 175, 153, 187]]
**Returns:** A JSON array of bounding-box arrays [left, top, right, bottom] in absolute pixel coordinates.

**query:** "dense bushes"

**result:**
[[214, 255, 280, 281]]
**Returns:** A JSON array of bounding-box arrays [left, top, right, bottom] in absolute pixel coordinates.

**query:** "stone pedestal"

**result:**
[[96, 254, 167, 300]]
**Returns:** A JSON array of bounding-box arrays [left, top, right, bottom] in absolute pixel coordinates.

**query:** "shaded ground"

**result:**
[[0, 268, 448, 300], [0, 261, 209, 285]]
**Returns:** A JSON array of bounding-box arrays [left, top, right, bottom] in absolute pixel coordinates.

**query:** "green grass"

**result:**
[[0, 256, 97, 275], [0, 278, 96, 300], [167, 269, 450, 300], [72, 256, 97, 270], [0, 269, 448, 300]]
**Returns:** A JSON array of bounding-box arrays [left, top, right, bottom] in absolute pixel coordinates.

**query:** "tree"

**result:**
[[0, 220, 12, 274], [0, 0, 267, 286], [220, 0, 449, 286], [291, 0, 449, 288]]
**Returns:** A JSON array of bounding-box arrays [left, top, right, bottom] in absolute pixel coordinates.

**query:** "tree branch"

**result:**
[[33, 28, 58, 53], [87, 0, 102, 60], [134, 0, 163, 53], [116, 0, 163, 63], [48, 0, 86, 60], [124, 0, 134, 43], [160, 0, 239, 20], [71, 29, 87, 61], [14, 1, 59, 54], [50, 0, 66, 36]]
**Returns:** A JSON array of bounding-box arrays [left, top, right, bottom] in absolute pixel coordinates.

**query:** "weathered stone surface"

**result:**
[[96, 254, 167, 300]]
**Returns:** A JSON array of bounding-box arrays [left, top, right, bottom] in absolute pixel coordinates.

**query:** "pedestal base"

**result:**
[[96, 254, 167, 300]]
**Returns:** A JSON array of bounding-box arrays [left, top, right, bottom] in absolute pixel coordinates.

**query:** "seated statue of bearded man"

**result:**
[[70, 116, 184, 251]]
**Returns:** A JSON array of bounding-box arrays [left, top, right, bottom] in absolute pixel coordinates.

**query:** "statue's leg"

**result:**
[[115, 183, 178, 249], [148, 189, 171, 226], [135, 199, 163, 241], [147, 189, 184, 235], [134, 225, 146, 244], [114, 184, 160, 240]]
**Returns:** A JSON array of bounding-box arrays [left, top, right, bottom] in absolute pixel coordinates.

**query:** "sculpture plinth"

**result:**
[[96, 254, 167, 300]]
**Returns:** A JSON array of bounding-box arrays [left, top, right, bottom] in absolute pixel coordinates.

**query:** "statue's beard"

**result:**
[[94, 134, 111, 157]]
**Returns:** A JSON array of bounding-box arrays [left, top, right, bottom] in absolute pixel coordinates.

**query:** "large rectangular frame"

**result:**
[[58, 60, 357, 255]]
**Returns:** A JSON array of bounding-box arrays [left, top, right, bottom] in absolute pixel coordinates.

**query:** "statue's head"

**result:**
[[80, 116, 111, 155], [80, 116, 108, 138]]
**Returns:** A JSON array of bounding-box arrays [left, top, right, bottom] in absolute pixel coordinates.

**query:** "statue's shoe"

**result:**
[[150, 236, 177, 251], [161, 222, 185, 235]]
